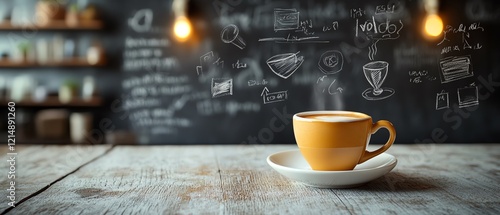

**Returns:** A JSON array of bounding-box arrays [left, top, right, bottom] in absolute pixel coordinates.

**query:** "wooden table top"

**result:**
[[0, 144, 498, 214]]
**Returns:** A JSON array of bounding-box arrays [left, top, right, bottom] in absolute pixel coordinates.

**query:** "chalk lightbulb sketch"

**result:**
[[362, 61, 395, 100], [221, 24, 246, 50], [266, 52, 304, 79]]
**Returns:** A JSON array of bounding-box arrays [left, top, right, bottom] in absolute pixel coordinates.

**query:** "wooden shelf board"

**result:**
[[0, 20, 103, 30], [0, 58, 105, 68], [2, 96, 103, 107]]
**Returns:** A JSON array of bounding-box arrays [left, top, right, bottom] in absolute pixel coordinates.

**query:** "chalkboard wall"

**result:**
[[113, 0, 500, 144]]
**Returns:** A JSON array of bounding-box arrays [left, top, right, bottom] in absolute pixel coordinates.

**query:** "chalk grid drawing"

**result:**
[[266, 52, 304, 79], [318, 50, 344, 75], [274, 8, 299, 31], [457, 85, 479, 108], [361, 61, 395, 101], [439, 55, 474, 83], [261, 87, 288, 104], [436, 90, 449, 110], [211, 78, 233, 98], [221, 24, 246, 49]]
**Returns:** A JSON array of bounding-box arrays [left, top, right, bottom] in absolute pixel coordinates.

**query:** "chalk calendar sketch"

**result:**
[[436, 90, 450, 110]]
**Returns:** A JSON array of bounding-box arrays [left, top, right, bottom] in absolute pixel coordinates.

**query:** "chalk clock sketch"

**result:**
[[221, 24, 246, 50], [318, 50, 344, 75], [266, 52, 304, 79], [361, 61, 395, 101], [436, 90, 450, 110], [211, 78, 233, 98], [261, 87, 288, 104], [438, 55, 474, 83], [457, 85, 479, 108], [274, 8, 299, 31]]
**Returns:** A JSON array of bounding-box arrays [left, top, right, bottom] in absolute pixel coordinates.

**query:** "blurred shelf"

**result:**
[[0, 58, 105, 68], [2, 96, 103, 107], [0, 20, 104, 31]]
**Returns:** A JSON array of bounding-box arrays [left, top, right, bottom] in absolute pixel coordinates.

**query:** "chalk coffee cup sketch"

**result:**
[[362, 61, 395, 100], [221, 24, 246, 50], [266, 52, 304, 79], [293, 111, 396, 171]]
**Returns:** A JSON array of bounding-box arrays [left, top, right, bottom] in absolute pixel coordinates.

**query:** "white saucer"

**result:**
[[267, 149, 397, 188]]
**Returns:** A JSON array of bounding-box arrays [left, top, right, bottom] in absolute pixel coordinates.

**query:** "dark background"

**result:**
[[1, 0, 499, 144]]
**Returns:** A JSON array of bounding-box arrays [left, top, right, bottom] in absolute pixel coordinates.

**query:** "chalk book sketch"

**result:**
[[361, 61, 395, 101], [211, 78, 233, 98], [318, 50, 344, 75], [266, 52, 304, 79], [439, 55, 474, 83], [274, 8, 299, 31], [457, 85, 479, 108], [221, 24, 246, 50], [436, 90, 450, 110], [261, 87, 288, 104]]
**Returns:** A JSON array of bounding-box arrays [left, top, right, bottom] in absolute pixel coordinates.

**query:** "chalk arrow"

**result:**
[[260, 87, 269, 96]]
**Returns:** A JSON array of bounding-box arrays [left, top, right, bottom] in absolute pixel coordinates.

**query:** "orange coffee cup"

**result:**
[[293, 111, 396, 171]]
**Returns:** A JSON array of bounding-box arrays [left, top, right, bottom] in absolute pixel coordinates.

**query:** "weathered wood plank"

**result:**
[[0, 145, 112, 213], [6, 144, 500, 214], [214, 145, 352, 214], [7, 146, 224, 215]]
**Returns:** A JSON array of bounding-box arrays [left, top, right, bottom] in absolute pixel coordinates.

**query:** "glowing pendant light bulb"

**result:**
[[173, 16, 191, 41], [424, 14, 443, 37]]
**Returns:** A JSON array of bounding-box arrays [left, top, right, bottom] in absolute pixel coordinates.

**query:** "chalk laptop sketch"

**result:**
[[457, 85, 479, 108], [266, 52, 304, 79], [318, 50, 344, 75], [211, 78, 233, 98], [274, 9, 299, 31], [439, 56, 474, 83], [436, 90, 450, 110], [221, 24, 246, 50], [361, 61, 395, 101]]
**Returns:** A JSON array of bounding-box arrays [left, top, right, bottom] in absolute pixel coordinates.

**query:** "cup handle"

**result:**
[[358, 120, 396, 164]]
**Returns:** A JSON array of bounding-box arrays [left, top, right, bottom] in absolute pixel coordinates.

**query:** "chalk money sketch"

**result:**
[[221, 24, 246, 50], [211, 78, 233, 98], [439, 55, 474, 83], [457, 85, 479, 108], [261, 87, 288, 104], [266, 52, 304, 79], [436, 90, 449, 110], [318, 50, 344, 75], [274, 8, 299, 31], [362, 61, 395, 100]]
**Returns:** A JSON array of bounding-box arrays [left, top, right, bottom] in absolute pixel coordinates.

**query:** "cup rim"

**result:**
[[293, 111, 371, 122]]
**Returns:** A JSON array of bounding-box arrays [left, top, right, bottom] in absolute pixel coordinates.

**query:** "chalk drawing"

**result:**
[[128, 9, 153, 33], [274, 8, 299, 31], [221, 24, 246, 49], [266, 52, 304, 79], [362, 61, 395, 100], [211, 78, 233, 98], [318, 50, 344, 75], [439, 55, 474, 83], [436, 90, 450, 110], [457, 85, 479, 108], [261, 87, 288, 104]]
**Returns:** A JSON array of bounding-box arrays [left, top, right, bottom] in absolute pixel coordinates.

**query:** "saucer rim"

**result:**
[[362, 87, 395, 100], [266, 149, 397, 174]]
